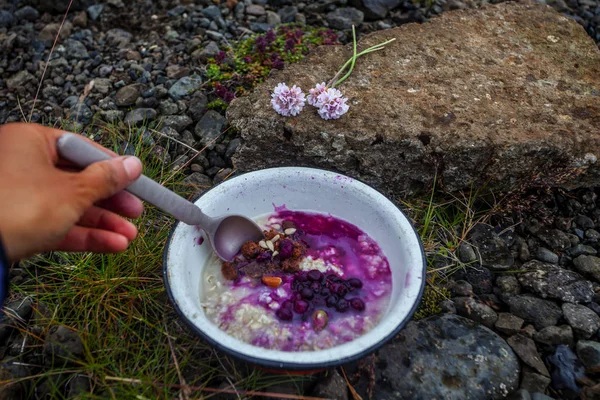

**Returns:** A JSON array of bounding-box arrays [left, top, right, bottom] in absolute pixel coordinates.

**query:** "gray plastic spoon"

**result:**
[[56, 133, 264, 261]]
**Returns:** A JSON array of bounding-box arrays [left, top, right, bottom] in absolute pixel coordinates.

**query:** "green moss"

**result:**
[[207, 99, 229, 112], [413, 284, 451, 320]]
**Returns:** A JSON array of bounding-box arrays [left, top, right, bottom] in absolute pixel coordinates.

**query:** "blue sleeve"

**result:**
[[0, 235, 9, 309]]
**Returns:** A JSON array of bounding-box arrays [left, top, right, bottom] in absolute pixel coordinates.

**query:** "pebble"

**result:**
[[562, 302, 600, 340], [507, 334, 549, 377], [451, 280, 473, 297], [573, 255, 600, 282], [520, 369, 551, 394], [533, 325, 574, 346], [194, 110, 226, 149], [468, 224, 514, 271], [326, 8, 365, 30], [496, 275, 521, 295], [535, 247, 559, 264], [168, 75, 203, 100], [507, 295, 562, 330], [124, 108, 157, 125], [568, 243, 597, 257], [494, 313, 525, 335], [453, 297, 498, 328], [15, 6, 40, 21], [458, 242, 477, 263], [310, 369, 348, 400], [575, 214, 595, 229], [576, 340, 600, 370], [87, 4, 104, 20], [44, 326, 84, 366]]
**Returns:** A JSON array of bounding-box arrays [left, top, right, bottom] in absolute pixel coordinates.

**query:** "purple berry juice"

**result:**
[[201, 210, 392, 351]]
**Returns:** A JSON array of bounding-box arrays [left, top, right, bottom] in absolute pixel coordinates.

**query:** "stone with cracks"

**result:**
[[228, 3, 600, 198]]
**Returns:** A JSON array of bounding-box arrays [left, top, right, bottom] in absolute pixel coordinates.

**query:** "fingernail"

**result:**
[[123, 156, 142, 179]]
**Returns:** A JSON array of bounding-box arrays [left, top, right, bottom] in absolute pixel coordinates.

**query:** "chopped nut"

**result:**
[[262, 276, 282, 288], [258, 240, 268, 249], [284, 228, 297, 235], [241, 241, 261, 258], [266, 240, 275, 252]]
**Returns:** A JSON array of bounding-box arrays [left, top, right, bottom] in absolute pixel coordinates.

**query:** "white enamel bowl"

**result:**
[[163, 167, 426, 370]]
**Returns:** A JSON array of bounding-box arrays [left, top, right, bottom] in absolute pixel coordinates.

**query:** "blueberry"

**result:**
[[336, 299, 350, 313], [320, 286, 331, 295], [281, 300, 293, 310], [350, 298, 365, 311], [301, 288, 314, 300], [347, 278, 363, 289], [295, 272, 308, 282], [256, 251, 271, 262], [311, 282, 321, 291], [327, 273, 341, 282], [330, 283, 348, 297], [308, 270, 323, 281], [326, 295, 338, 308], [293, 300, 309, 314], [276, 307, 293, 321], [279, 239, 294, 259]]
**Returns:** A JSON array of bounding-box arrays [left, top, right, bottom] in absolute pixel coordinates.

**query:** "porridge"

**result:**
[[201, 210, 392, 351]]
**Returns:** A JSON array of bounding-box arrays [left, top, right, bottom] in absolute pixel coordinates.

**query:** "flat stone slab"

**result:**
[[228, 2, 600, 197]]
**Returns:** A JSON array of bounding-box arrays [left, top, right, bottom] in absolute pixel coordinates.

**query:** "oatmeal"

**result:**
[[201, 210, 392, 351]]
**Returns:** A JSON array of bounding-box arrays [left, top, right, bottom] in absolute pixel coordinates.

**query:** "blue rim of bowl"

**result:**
[[162, 166, 426, 371]]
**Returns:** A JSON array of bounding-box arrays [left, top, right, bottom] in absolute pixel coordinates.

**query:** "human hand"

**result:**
[[0, 123, 144, 262]]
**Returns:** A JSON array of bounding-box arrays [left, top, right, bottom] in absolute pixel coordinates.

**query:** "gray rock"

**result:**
[[213, 168, 233, 184], [225, 138, 241, 159], [468, 224, 514, 271], [87, 4, 104, 20], [458, 242, 477, 263], [536, 228, 572, 251], [193, 41, 220, 63], [194, 110, 226, 149], [44, 326, 84, 365], [124, 108, 157, 126], [586, 229, 600, 241], [158, 100, 179, 116], [202, 5, 222, 20], [67, 374, 91, 397], [169, 75, 203, 100], [40, 21, 72, 42], [0, 10, 15, 27], [530, 393, 554, 400], [533, 325, 574, 346], [228, 3, 600, 197], [376, 314, 519, 399], [266, 10, 281, 25], [0, 364, 25, 398], [519, 241, 532, 262], [517, 260, 594, 304], [535, 247, 559, 264], [575, 214, 595, 229], [507, 334, 549, 377], [182, 173, 212, 189], [520, 370, 551, 394], [573, 255, 600, 283], [7, 70, 34, 90], [15, 6, 40, 21], [310, 370, 348, 400], [162, 115, 193, 132], [116, 84, 142, 106], [576, 340, 600, 370], [278, 6, 298, 23], [106, 28, 132, 48], [507, 295, 562, 330], [188, 93, 208, 121], [569, 244, 597, 257], [326, 8, 364, 30], [246, 4, 266, 16], [100, 110, 124, 123], [453, 297, 497, 328], [68, 103, 93, 125], [351, 0, 401, 19], [495, 313, 525, 335], [507, 390, 532, 400], [65, 39, 89, 59], [496, 275, 521, 295], [440, 299, 457, 314], [562, 303, 600, 340], [93, 78, 112, 94]]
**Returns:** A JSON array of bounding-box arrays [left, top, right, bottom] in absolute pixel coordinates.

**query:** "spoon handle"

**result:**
[[56, 133, 208, 227]]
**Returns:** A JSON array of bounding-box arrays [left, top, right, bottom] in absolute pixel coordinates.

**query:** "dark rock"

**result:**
[[182, 173, 213, 191], [535, 247, 559, 264], [452, 280, 473, 297], [39, 22, 72, 42], [169, 75, 203, 100], [547, 345, 584, 395], [517, 260, 594, 303], [496, 275, 521, 295], [576, 340, 600, 371], [573, 255, 600, 283], [7, 71, 34, 90], [65, 39, 89, 59], [194, 110, 226, 149], [536, 228, 572, 251], [507, 390, 531, 400], [351, 0, 401, 19], [225, 138, 241, 159], [453, 297, 497, 328], [124, 108, 157, 126], [202, 5, 222, 20], [116, 84, 142, 106], [494, 313, 524, 335], [456, 265, 494, 294], [246, 4, 266, 16], [106, 28, 133, 48], [0, 364, 26, 398], [310, 370, 348, 400], [67, 374, 91, 397], [193, 41, 220, 63], [458, 242, 477, 263], [519, 241, 532, 262], [44, 326, 84, 365], [520, 369, 551, 394], [575, 214, 595, 229], [278, 6, 298, 23], [562, 302, 600, 340], [556, 217, 572, 231], [15, 6, 40, 21], [213, 168, 233, 184], [326, 8, 364, 30], [507, 295, 562, 330], [0, 11, 15, 28], [569, 244, 597, 257], [376, 314, 519, 399], [506, 334, 549, 377], [68, 103, 93, 125], [188, 93, 208, 121], [586, 229, 600, 241], [533, 325, 574, 346], [530, 393, 554, 400], [468, 224, 514, 271], [440, 299, 457, 314]]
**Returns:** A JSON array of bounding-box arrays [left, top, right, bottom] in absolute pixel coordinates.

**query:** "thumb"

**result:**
[[74, 156, 143, 206]]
